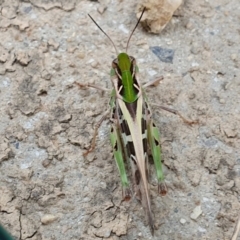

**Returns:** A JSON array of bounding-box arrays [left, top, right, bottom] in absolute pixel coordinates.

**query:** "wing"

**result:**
[[117, 95, 154, 234]]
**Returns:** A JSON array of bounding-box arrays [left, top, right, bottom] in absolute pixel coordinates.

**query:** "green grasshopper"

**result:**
[[76, 8, 195, 234]]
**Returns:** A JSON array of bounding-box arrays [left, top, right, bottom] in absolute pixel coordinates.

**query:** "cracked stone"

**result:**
[[5, 53, 16, 72], [16, 93, 41, 115], [234, 178, 240, 194], [1, 6, 17, 19], [95, 227, 111, 238], [0, 186, 14, 211], [5, 64, 16, 72], [90, 210, 128, 237], [61, 0, 76, 11], [39, 42, 48, 53], [51, 123, 62, 135], [21, 215, 37, 239], [105, 237, 119, 240], [1, 210, 20, 238], [0, 17, 11, 28], [224, 128, 237, 138], [48, 39, 59, 51], [52, 62, 61, 71], [36, 80, 49, 95], [24, 52, 43, 76], [0, 65, 6, 75], [31, 186, 45, 200], [0, 139, 12, 163], [102, 208, 116, 223], [56, 152, 64, 161], [38, 194, 59, 207], [0, 45, 9, 63], [191, 43, 201, 55], [58, 114, 72, 123], [216, 170, 229, 186], [220, 180, 235, 191], [7, 167, 33, 181], [41, 69, 52, 80], [203, 149, 221, 172], [186, 170, 202, 187], [5, 124, 27, 141], [29, 0, 76, 11], [16, 51, 31, 65], [90, 211, 102, 228], [11, 18, 29, 30], [37, 135, 51, 148], [112, 212, 128, 236]]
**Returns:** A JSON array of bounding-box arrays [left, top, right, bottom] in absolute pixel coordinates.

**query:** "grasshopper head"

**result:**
[[117, 52, 131, 73], [111, 53, 139, 103]]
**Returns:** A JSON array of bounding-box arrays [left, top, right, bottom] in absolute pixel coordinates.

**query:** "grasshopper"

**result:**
[[76, 8, 196, 234]]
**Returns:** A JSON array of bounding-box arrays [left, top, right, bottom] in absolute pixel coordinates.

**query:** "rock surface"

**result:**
[[0, 0, 240, 239]]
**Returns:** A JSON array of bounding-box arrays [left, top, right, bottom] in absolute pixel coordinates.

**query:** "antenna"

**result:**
[[88, 14, 118, 56], [126, 7, 146, 53]]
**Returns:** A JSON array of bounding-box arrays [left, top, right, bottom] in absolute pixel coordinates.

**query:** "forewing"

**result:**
[[117, 96, 154, 234]]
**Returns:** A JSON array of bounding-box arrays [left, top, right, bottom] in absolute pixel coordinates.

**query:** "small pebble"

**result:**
[[190, 205, 202, 220], [180, 218, 187, 224], [42, 159, 51, 168], [58, 114, 72, 123], [190, 43, 200, 55], [231, 53, 237, 61], [69, 62, 76, 67], [41, 214, 58, 225], [83, 197, 90, 202], [85, 152, 96, 163], [219, 98, 225, 104], [53, 63, 61, 71], [100, 181, 107, 189], [224, 81, 231, 90], [97, 5, 107, 14], [136, 39, 147, 46], [78, 52, 85, 59], [224, 128, 237, 138], [68, 46, 77, 53], [185, 21, 193, 29], [188, 93, 196, 100], [91, 60, 99, 68]]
